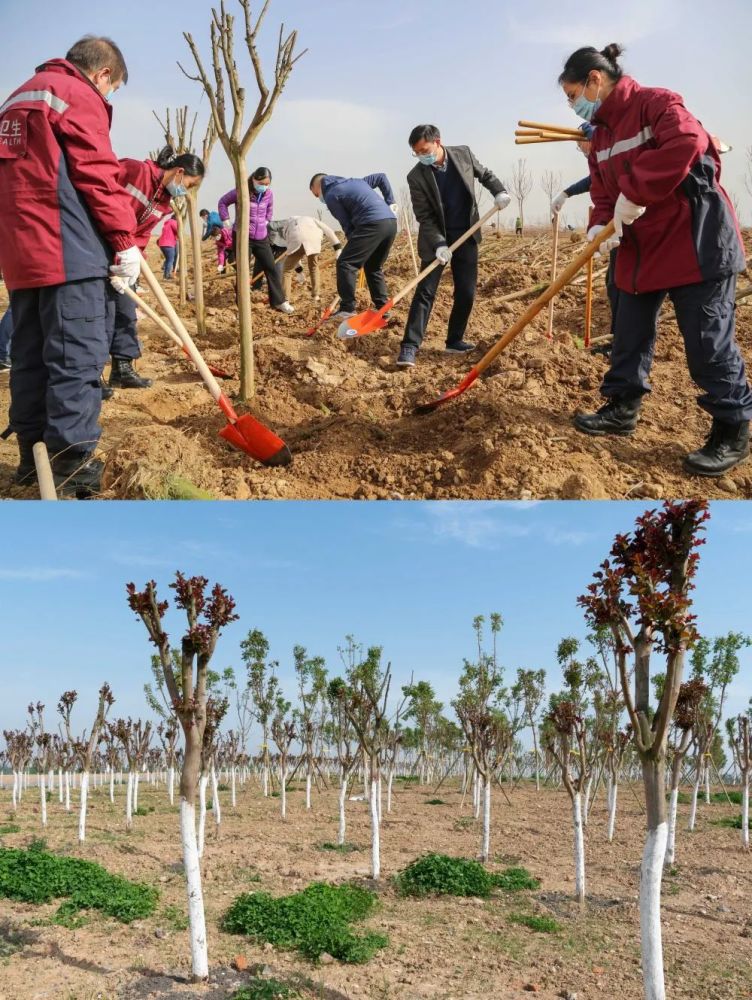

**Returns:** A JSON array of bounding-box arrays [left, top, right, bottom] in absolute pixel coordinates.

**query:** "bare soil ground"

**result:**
[[1, 232, 751, 500], [0, 778, 750, 1000]]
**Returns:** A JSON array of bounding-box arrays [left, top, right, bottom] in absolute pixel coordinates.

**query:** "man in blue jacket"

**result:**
[[310, 172, 398, 320], [200, 209, 222, 240]]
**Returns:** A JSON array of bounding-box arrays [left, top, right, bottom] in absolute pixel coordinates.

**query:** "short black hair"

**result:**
[[409, 124, 440, 147], [200, 209, 209, 217], [309, 173, 326, 189], [558, 44, 624, 85], [66, 36, 129, 85]]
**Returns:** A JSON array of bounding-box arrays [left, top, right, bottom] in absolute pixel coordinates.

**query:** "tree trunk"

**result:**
[[607, 778, 618, 843], [704, 761, 711, 804], [39, 772, 47, 828], [741, 771, 749, 851], [78, 771, 89, 843], [572, 791, 585, 904], [641, 757, 669, 1000], [232, 160, 254, 400], [176, 203, 188, 308], [126, 771, 134, 830], [338, 769, 347, 846], [386, 766, 394, 814], [11, 771, 18, 811], [58, 767, 64, 804], [180, 798, 209, 981], [280, 761, 287, 819], [369, 772, 381, 880], [133, 770, 140, 812], [210, 764, 221, 831], [109, 768, 115, 804], [168, 765, 175, 806], [230, 766, 236, 809], [187, 191, 206, 336], [306, 770, 312, 811], [198, 772, 208, 856], [687, 763, 701, 832], [532, 725, 540, 792], [481, 775, 491, 862], [65, 771, 71, 812]]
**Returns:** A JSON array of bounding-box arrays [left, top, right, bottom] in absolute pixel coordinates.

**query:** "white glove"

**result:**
[[613, 192, 646, 238], [494, 192, 511, 211], [436, 246, 452, 265], [109, 276, 127, 295], [551, 191, 569, 215], [390, 203, 399, 216], [587, 225, 621, 257], [222, 218, 233, 229], [109, 246, 141, 286]]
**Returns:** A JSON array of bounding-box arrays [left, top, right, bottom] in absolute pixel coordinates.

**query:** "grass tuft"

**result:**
[[508, 912, 561, 933], [232, 980, 300, 999], [223, 882, 387, 963], [393, 853, 540, 899]]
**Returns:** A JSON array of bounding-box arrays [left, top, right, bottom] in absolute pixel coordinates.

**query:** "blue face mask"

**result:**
[[418, 152, 438, 166], [571, 82, 602, 122], [319, 194, 326, 204], [167, 181, 187, 198], [254, 183, 269, 194]]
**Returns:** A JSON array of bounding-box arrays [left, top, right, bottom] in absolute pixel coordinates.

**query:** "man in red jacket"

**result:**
[[0, 36, 139, 496], [559, 43, 751, 477]]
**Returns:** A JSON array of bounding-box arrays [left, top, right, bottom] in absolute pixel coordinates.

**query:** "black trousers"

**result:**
[[9, 277, 113, 456], [602, 273, 752, 422], [337, 218, 397, 312], [402, 239, 479, 349], [109, 290, 141, 360], [250, 237, 285, 306]]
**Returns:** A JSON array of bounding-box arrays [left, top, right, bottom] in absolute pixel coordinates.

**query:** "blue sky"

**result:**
[[1, 501, 750, 741], [1, 0, 751, 228]]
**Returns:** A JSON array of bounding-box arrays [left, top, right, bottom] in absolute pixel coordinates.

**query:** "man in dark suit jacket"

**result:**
[[397, 124, 510, 367]]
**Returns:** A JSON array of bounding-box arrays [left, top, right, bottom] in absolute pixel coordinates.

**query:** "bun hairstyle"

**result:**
[[155, 145, 206, 178], [558, 43, 625, 85]]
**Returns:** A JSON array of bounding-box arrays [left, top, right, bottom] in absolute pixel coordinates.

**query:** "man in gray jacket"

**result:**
[[397, 125, 510, 367]]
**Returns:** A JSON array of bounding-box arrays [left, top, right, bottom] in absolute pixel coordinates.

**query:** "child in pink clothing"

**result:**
[[157, 215, 179, 279], [214, 226, 234, 274]]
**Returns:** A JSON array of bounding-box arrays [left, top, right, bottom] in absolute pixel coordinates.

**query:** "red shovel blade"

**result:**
[[336, 303, 393, 340], [219, 417, 292, 467], [414, 369, 480, 415]]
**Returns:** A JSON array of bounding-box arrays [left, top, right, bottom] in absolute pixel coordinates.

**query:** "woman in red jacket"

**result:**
[[560, 43, 751, 477], [110, 145, 204, 390]]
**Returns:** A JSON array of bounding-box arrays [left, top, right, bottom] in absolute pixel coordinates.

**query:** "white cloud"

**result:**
[[0, 567, 85, 581]]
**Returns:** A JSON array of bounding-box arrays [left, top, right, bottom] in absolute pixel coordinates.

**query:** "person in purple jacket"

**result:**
[[219, 166, 294, 315]]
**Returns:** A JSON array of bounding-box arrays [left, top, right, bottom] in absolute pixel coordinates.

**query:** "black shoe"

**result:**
[[15, 439, 39, 486], [101, 377, 114, 400], [51, 453, 104, 499], [573, 396, 641, 436], [684, 419, 750, 477], [396, 345, 417, 367], [109, 357, 153, 390], [0, 359, 10, 374], [445, 341, 476, 355]]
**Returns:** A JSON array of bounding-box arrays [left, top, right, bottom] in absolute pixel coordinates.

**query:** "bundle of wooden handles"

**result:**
[[515, 120, 585, 145]]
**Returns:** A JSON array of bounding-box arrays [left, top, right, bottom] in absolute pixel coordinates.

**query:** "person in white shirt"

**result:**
[[280, 215, 342, 303]]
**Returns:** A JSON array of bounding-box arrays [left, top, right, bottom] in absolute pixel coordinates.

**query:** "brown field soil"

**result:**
[[1, 232, 751, 500], [0, 778, 750, 999]]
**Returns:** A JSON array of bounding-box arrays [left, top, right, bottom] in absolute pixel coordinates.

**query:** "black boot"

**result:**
[[51, 453, 104, 499], [109, 357, 153, 389], [573, 396, 642, 436], [684, 419, 750, 477], [101, 376, 114, 400], [15, 439, 39, 486]]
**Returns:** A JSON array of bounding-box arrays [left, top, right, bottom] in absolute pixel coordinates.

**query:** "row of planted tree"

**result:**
[[2, 503, 750, 1000]]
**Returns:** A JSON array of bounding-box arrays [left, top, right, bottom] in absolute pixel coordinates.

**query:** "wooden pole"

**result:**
[[546, 218, 560, 341]]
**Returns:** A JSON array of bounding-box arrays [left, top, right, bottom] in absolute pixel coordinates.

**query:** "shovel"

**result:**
[[118, 283, 233, 380], [139, 256, 292, 467], [305, 293, 340, 337], [415, 221, 616, 414], [33, 442, 57, 501], [336, 205, 498, 340]]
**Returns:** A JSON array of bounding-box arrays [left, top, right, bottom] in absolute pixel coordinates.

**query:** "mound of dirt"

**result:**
[[102, 424, 217, 499]]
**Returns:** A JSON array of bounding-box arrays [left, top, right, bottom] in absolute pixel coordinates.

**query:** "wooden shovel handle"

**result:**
[[138, 256, 223, 406], [393, 205, 499, 307], [516, 136, 579, 144], [32, 442, 57, 501], [119, 283, 186, 349], [518, 120, 584, 137], [473, 221, 616, 379]]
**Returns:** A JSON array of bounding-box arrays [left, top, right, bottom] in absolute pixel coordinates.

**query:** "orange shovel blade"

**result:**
[[218, 415, 292, 467], [336, 305, 392, 340], [414, 369, 480, 415]]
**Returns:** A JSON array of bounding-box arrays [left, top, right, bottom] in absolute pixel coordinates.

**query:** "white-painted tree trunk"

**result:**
[[58, 767, 64, 803], [197, 773, 208, 856], [168, 765, 175, 806], [210, 766, 221, 829], [369, 776, 380, 880], [180, 799, 209, 981], [377, 774, 382, 825], [473, 771, 480, 819], [126, 771, 134, 830], [11, 771, 18, 811], [133, 771, 140, 812], [640, 822, 669, 1000], [741, 779, 749, 850], [573, 792, 585, 904], [386, 767, 394, 814], [481, 776, 491, 862], [280, 764, 287, 819], [39, 772, 47, 828], [704, 764, 711, 804], [65, 771, 71, 812], [687, 771, 701, 832], [583, 774, 594, 827], [263, 760, 269, 798], [230, 767, 236, 809], [338, 772, 347, 846], [109, 768, 115, 804], [664, 788, 679, 866], [305, 772, 312, 811], [607, 780, 618, 843], [78, 771, 89, 843]]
